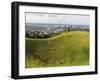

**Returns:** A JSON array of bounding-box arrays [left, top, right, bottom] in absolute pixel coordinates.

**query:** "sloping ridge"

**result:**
[[25, 31, 89, 68]]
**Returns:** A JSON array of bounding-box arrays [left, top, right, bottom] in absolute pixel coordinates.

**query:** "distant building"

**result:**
[[25, 23, 89, 35]]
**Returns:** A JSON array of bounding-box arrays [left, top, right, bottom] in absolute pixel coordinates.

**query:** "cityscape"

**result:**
[[25, 23, 89, 38]]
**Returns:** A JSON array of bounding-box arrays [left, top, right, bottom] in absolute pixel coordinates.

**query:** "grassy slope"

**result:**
[[25, 31, 89, 68]]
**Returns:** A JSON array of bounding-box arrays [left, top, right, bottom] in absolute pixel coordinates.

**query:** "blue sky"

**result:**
[[26, 12, 90, 25]]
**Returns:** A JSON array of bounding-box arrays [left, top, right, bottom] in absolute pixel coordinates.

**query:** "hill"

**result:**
[[25, 31, 89, 68]]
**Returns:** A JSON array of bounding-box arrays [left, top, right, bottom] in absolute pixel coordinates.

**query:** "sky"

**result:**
[[25, 12, 90, 25]]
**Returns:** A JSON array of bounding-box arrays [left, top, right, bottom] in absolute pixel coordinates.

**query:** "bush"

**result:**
[[26, 31, 62, 39]]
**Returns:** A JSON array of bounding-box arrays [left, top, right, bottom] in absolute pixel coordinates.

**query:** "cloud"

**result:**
[[26, 12, 90, 25]]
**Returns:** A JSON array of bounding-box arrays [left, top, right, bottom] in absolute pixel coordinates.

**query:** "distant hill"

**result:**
[[26, 23, 89, 28]]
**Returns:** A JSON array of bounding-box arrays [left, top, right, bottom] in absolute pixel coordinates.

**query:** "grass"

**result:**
[[25, 31, 89, 68]]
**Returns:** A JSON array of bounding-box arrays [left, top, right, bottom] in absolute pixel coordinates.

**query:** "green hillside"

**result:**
[[25, 31, 89, 68]]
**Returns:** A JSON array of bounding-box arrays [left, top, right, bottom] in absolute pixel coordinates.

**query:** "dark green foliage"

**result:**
[[26, 32, 62, 38]]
